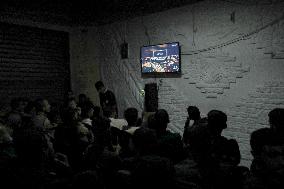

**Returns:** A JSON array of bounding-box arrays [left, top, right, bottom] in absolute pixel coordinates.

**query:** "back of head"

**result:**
[[153, 109, 169, 131], [34, 98, 49, 113], [24, 100, 36, 115], [132, 155, 174, 189], [124, 107, 138, 126], [207, 110, 227, 136], [81, 102, 94, 119], [62, 108, 80, 124], [95, 81, 104, 91], [65, 90, 75, 100], [183, 118, 208, 145], [187, 106, 201, 121], [132, 127, 157, 155], [64, 97, 77, 110], [35, 98, 44, 113], [250, 128, 273, 158], [6, 111, 22, 131], [78, 93, 87, 102], [269, 108, 284, 133], [103, 110, 112, 118], [250, 127, 284, 179], [93, 106, 101, 117], [145, 113, 156, 129], [183, 120, 211, 162]]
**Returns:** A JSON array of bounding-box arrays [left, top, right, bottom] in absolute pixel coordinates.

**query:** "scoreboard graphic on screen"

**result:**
[[141, 42, 180, 74]]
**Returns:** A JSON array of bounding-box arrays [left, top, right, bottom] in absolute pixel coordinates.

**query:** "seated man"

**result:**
[[207, 110, 241, 166], [117, 127, 175, 189], [81, 103, 94, 129], [31, 98, 53, 130], [268, 108, 284, 136], [184, 106, 202, 130], [206, 110, 242, 189], [122, 107, 139, 130], [6, 98, 26, 133], [150, 109, 185, 163], [244, 109, 284, 189], [183, 106, 207, 147]]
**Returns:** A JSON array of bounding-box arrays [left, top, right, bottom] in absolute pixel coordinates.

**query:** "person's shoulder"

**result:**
[[213, 135, 232, 145], [253, 127, 271, 133]]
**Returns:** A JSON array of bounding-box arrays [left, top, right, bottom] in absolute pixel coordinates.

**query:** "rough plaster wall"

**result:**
[[69, 27, 101, 105], [93, 0, 284, 166], [96, 24, 144, 117]]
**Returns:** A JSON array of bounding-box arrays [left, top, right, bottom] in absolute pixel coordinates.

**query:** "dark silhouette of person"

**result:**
[[95, 81, 118, 118], [183, 106, 207, 148], [268, 108, 284, 136], [184, 106, 202, 130], [206, 110, 242, 189], [150, 109, 185, 163], [244, 108, 284, 189], [122, 108, 139, 130], [117, 127, 175, 189]]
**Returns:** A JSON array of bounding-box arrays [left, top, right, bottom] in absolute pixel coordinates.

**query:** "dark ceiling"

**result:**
[[0, 0, 204, 26]]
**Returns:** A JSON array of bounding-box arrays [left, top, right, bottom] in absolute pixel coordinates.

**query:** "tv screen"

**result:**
[[141, 42, 181, 76]]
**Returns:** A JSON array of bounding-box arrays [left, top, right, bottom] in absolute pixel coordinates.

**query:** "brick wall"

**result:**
[[87, 0, 284, 166], [225, 81, 284, 166], [0, 13, 101, 105]]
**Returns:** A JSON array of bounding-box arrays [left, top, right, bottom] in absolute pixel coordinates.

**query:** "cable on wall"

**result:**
[[181, 13, 284, 55]]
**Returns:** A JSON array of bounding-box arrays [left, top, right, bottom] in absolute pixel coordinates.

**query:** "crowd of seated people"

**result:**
[[0, 94, 283, 189]]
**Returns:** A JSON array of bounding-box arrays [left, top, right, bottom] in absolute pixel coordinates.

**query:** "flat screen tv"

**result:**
[[141, 42, 181, 77]]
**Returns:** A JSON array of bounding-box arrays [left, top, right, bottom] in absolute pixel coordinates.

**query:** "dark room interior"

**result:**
[[0, 0, 284, 188]]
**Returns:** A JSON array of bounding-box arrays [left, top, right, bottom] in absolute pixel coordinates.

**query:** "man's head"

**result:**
[[67, 97, 77, 110], [81, 103, 94, 119], [10, 98, 26, 112], [132, 127, 157, 155], [207, 110, 227, 136], [124, 108, 138, 126], [79, 93, 87, 104], [35, 98, 51, 113], [269, 108, 284, 132], [250, 128, 284, 172], [153, 109, 169, 131], [93, 106, 101, 117], [95, 81, 106, 94], [77, 122, 92, 144], [65, 90, 75, 99], [250, 128, 272, 157], [187, 106, 201, 121]]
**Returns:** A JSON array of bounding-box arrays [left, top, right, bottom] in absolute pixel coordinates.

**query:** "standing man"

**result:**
[[95, 81, 118, 118]]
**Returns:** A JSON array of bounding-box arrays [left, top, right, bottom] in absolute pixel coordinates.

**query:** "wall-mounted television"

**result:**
[[140, 42, 181, 77]]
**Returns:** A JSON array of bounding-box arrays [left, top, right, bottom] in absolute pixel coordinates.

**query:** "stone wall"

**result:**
[[91, 0, 284, 166]]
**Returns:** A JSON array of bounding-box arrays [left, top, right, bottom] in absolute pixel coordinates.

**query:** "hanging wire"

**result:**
[[181, 13, 284, 55], [219, 0, 284, 6]]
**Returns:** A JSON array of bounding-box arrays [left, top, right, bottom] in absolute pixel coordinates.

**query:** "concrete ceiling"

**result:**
[[0, 0, 204, 26]]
